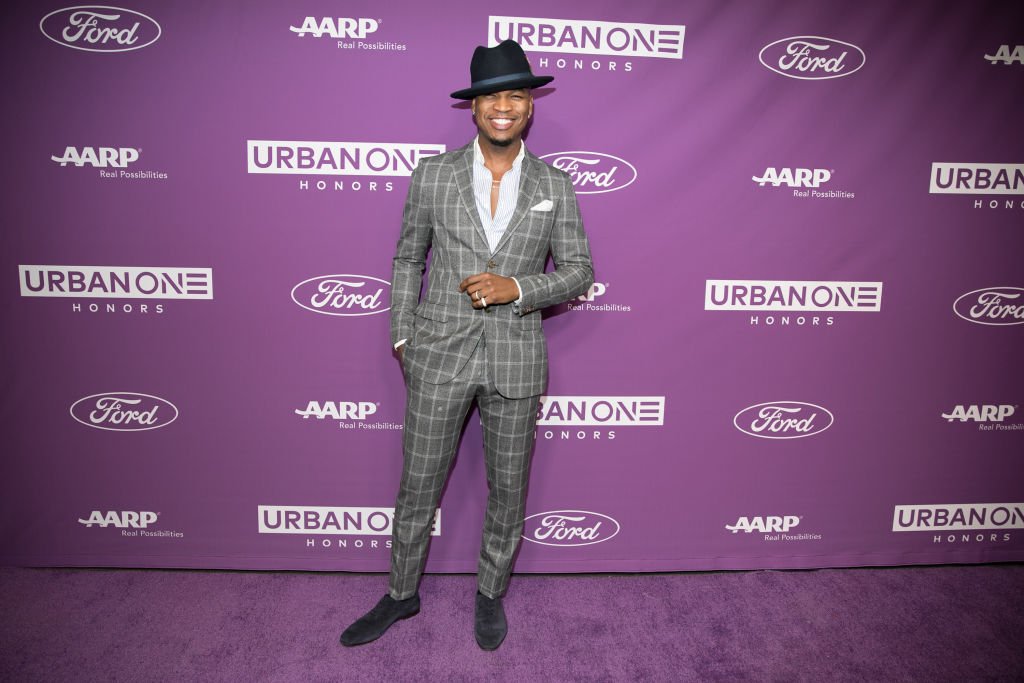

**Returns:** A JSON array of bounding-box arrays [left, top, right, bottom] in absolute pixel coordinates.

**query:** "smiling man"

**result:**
[[340, 39, 593, 650]]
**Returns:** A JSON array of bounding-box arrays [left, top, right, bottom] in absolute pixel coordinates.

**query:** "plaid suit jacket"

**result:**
[[390, 141, 594, 399]]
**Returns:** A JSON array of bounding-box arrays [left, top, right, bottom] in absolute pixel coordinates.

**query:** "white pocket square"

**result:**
[[530, 199, 554, 212]]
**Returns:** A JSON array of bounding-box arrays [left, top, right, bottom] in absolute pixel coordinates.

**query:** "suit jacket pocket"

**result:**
[[518, 311, 542, 333], [414, 300, 448, 322]]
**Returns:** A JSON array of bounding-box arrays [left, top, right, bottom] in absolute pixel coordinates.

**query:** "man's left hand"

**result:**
[[459, 273, 520, 309]]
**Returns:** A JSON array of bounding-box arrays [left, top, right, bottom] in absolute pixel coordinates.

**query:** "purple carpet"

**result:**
[[1, 565, 1022, 681]]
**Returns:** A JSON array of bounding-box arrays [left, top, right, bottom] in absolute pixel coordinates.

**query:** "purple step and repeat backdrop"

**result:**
[[2, 1, 1022, 573]]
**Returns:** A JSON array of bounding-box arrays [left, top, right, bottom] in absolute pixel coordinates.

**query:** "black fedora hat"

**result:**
[[450, 39, 554, 99]]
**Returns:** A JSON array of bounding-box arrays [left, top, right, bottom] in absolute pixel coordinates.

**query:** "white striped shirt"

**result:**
[[472, 136, 525, 253]]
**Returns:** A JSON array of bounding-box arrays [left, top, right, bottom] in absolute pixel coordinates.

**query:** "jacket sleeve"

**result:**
[[514, 173, 594, 314], [390, 163, 432, 347]]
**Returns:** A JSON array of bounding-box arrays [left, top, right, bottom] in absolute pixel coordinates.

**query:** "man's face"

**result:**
[[472, 89, 533, 148]]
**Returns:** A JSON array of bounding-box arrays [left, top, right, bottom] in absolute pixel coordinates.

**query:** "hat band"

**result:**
[[469, 71, 535, 90]]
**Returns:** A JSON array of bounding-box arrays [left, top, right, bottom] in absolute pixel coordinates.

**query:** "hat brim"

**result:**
[[450, 75, 554, 100]]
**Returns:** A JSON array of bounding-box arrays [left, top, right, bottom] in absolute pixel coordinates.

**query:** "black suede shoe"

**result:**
[[340, 594, 420, 647], [474, 592, 507, 650]]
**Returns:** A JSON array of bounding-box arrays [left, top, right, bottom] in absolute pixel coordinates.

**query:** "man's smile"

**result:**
[[488, 117, 516, 131]]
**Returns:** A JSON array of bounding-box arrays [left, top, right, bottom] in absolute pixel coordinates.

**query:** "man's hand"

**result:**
[[459, 273, 520, 309]]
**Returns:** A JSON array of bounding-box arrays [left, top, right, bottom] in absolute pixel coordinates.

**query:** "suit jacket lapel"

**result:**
[[493, 152, 541, 255], [451, 143, 491, 252]]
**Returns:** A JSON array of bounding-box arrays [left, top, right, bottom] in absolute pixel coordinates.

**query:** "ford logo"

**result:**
[[70, 392, 178, 432], [733, 401, 833, 439], [40, 6, 162, 53], [540, 152, 637, 195], [953, 287, 1024, 326], [522, 510, 621, 547], [758, 36, 865, 80], [291, 274, 391, 317]]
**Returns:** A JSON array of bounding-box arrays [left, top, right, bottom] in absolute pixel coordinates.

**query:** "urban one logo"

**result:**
[[489, 16, 684, 59], [51, 146, 138, 168], [733, 402, 834, 439], [536, 396, 665, 426], [540, 152, 637, 194], [758, 36, 865, 80], [892, 504, 1024, 532], [257, 506, 441, 536], [19, 265, 212, 299], [290, 275, 390, 317], [70, 392, 178, 432], [521, 510, 621, 547], [704, 280, 883, 312], [953, 287, 1024, 326], [78, 511, 158, 528], [40, 6, 161, 52], [246, 141, 444, 176], [929, 163, 1024, 195], [985, 45, 1024, 65]]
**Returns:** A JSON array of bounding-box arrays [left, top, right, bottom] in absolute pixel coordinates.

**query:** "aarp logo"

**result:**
[[295, 401, 378, 420], [290, 17, 379, 39], [52, 146, 139, 168], [726, 516, 800, 533], [752, 167, 831, 188], [942, 405, 1017, 423], [985, 45, 1024, 65], [575, 283, 607, 302], [78, 511, 158, 528]]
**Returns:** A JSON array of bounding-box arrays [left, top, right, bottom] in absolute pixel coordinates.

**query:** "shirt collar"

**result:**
[[473, 136, 526, 169]]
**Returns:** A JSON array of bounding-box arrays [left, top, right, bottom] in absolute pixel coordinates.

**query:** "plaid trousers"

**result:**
[[389, 334, 539, 600]]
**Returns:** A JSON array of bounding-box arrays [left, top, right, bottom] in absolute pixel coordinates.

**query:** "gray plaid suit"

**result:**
[[388, 140, 593, 599]]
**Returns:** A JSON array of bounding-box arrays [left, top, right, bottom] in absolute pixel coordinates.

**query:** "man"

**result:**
[[341, 39, 593, 651]]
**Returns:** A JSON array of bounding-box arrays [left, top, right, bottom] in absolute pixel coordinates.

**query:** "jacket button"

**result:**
[[487, 259, 497, 269]]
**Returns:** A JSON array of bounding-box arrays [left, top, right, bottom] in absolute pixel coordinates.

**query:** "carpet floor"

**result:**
[[0, 564, 1021, 682]]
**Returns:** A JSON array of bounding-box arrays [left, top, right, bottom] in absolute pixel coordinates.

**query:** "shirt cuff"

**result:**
[[510, 277, 523, 305], [394, 339, 406, 350]]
